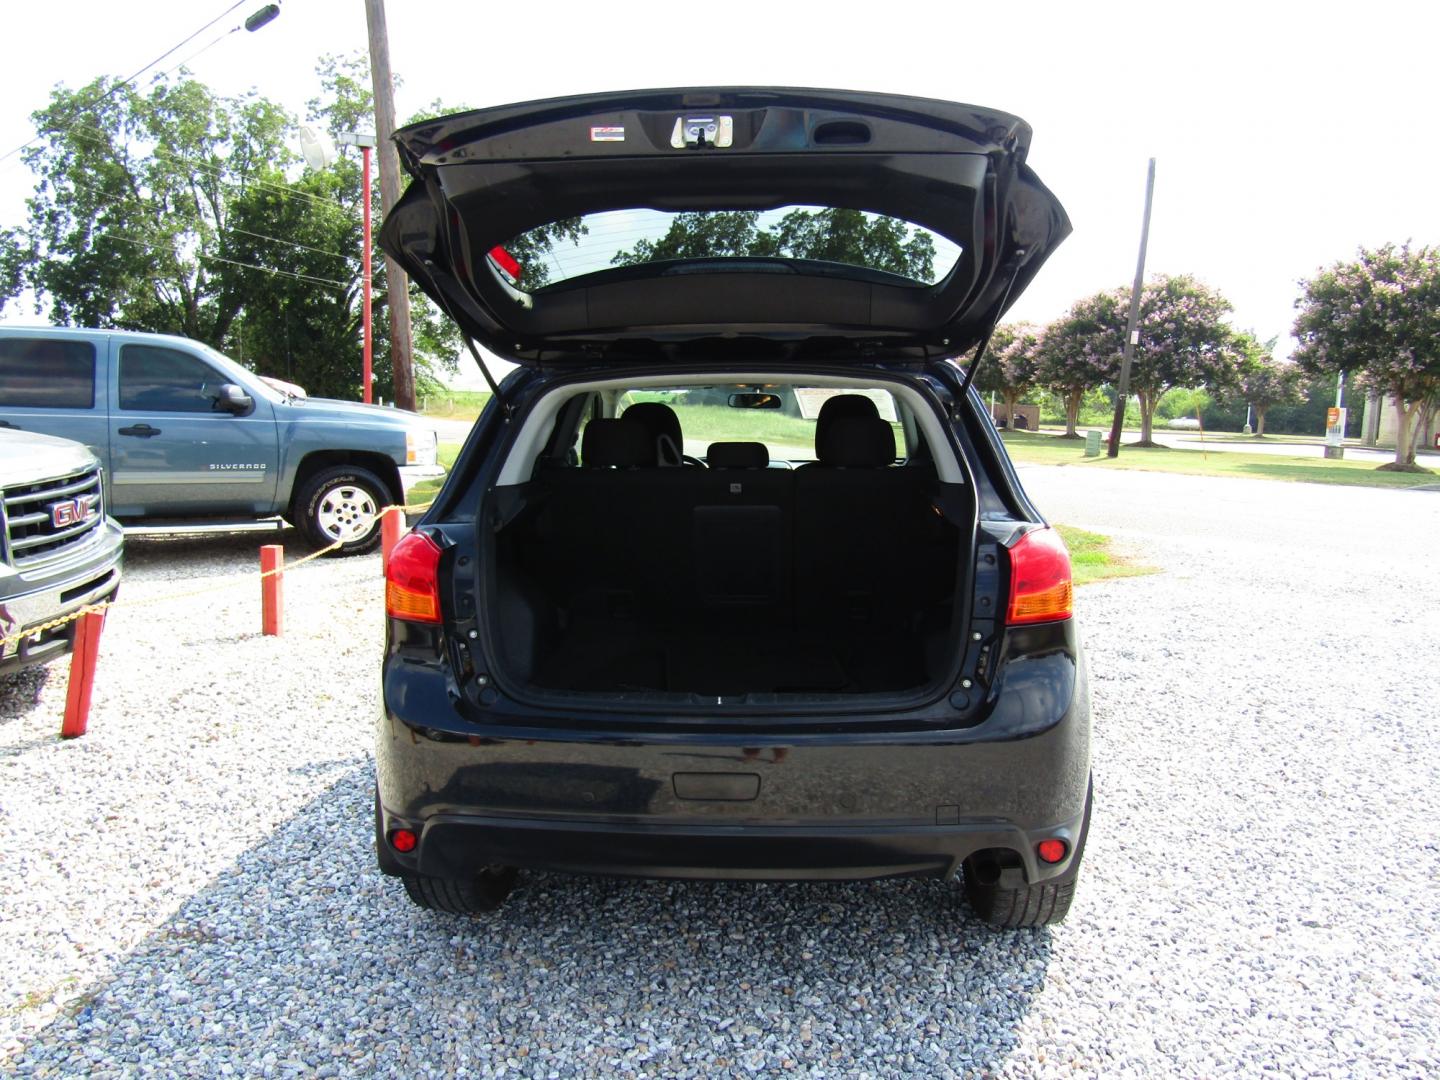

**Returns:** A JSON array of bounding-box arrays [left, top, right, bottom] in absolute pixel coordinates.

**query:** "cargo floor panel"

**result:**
[[532, 620, 927, 696]]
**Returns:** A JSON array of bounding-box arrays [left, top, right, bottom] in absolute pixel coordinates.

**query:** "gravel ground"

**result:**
[[2, 471, 1438, 1078]]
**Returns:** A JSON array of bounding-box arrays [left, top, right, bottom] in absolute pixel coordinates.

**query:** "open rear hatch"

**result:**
[[381, 87, 1069, 368]]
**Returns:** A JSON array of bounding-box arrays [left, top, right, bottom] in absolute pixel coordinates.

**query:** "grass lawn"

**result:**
[[1001, 431, 1437, 489], [420, 390, 491, 421], [1054, 524, 1156, 587]]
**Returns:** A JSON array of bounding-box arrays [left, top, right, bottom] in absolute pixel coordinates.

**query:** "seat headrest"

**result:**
[[815, 416, 896, 467], [813, 394, 882, 464], [582, 419, 650, 467], [622, 401, 684, 466], [706, 441, 769, 469]]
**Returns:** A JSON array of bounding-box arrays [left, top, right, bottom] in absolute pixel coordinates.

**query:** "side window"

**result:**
[[118, 345, 224, 413], [0, 338, 96, 408]]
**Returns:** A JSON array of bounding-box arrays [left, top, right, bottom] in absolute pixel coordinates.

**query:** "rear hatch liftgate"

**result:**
[[380, 87, 1070, 372]]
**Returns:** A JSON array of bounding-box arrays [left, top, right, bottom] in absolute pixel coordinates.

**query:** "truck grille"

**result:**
[[2, 466, 105, 567]]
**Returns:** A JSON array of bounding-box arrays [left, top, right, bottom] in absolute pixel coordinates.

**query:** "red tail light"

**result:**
[[1006, 528, 1073, 625], [488, 245, 522, 282], [385, 532, 442, 623]]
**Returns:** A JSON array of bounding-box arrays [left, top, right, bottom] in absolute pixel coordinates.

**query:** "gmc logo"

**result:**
[[50, 494, 98, 529]]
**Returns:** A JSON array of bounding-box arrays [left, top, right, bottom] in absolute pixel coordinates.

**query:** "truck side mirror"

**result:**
[[215, 383, 254, 415]]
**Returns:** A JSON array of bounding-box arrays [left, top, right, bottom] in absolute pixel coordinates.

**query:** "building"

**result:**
[[1360, 393, 1440, 452]]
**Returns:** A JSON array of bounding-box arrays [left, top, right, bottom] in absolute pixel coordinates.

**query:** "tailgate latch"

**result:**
[[671, 115, 733, 149]]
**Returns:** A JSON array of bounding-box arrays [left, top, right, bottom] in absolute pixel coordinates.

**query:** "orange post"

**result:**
[[261, 544, 283, 636], [381, 507, 403, 573], [61, 608, 106, 739]]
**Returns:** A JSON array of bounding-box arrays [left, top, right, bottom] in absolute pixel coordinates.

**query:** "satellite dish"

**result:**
[[299, 125, 336, 171]]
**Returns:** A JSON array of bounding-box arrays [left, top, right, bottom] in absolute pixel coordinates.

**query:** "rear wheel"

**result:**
[[400, 868, 518, 915], [964, 779, 1091, 928], [963, 868, 1077, 927]]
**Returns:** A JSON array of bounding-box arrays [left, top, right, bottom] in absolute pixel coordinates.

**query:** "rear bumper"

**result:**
[[380, 805, 1089, 884], [376, 631, 1092, 885]]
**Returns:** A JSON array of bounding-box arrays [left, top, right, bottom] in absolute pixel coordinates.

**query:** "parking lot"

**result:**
[[2, 467, 1438, 1077]]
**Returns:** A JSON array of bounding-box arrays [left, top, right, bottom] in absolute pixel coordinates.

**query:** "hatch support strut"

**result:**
[[460, 333, 510, 419], [958, 254, 1026, 401], [415, 256, 512, 418]]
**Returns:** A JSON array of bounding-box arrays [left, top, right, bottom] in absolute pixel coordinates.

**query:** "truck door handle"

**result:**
[[118, 424, 162, 438]]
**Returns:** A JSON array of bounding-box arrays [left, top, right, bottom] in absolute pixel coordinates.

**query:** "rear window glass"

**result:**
[[615, 386, 903, 463], [0, 338, 96, 408], [502, 207, 963, 289]]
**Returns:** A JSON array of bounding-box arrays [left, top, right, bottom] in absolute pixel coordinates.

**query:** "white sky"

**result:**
[[3, 0, 1438, 367]]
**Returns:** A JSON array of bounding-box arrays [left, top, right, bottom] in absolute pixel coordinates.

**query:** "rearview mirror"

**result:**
[[728, 392, 782, 410], [215, 383, 254, 415]]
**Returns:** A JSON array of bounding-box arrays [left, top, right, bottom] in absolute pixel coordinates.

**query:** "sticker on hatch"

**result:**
[[589, 125, 625, 142]]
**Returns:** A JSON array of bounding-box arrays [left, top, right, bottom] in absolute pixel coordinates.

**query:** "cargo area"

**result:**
[[485, 405, 971, 700]]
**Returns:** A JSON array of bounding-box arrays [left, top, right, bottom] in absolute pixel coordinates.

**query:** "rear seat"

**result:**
[[692, 443, 790, 610], [793, 414, 930, 626], [529, 417, 935, 627]]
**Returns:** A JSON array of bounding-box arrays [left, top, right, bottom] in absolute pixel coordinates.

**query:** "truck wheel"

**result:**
[[294, 465, 389, 555], [400, 868, 517, 915]]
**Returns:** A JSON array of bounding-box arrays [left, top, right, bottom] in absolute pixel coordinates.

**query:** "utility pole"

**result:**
[[1107, 158, 1157, 458], [364, 0, 416, 412]]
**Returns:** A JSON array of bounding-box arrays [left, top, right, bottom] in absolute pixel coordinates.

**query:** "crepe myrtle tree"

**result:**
[[975, 322, 1041, 428], [1293, 243, 1440, 470], [1236, 334, 1304, 437], [1041, 276, 1240, 444], [1037, 294, 1122, 438]]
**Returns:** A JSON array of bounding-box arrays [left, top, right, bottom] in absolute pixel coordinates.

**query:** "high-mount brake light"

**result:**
[[385, 533, 443, 623], [488, 245, 522, 283], [1006, 528, 1074, 625]]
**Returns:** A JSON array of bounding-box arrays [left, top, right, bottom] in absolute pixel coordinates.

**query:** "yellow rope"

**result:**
[[0, 501, 433, 651]]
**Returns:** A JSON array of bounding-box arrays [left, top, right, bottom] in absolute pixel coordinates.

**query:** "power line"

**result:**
[[227, 225, 355, 262], [50, 175, 358, 266], [0, 0, 252, 167], [51, 123, 350, 211], [95, 232, 354, 289]]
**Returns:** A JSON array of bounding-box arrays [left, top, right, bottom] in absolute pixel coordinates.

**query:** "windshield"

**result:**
[[503, 207, 963, 290]]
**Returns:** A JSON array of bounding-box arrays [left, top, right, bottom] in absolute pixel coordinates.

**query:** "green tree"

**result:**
[[976, 323, 1041, 428], [3, 75, 292, 342], [1293, 243, 1440, 470]]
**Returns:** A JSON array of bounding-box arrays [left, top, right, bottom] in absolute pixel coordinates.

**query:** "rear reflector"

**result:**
[[389, 829, 418, 853], [1006, 527, 1073, 625], [1037, 838, 1067, 864], [385, 532, 443, 623]]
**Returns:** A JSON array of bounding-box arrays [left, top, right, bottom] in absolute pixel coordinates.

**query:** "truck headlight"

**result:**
[[406, 429, 438, 466]]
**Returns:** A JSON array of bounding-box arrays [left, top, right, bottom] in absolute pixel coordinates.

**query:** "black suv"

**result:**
[[375, 88, 1090, 927]]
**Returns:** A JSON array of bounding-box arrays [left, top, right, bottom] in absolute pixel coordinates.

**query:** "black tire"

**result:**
[[964, 872, 1077, 928], [293, 464, 390, 555], [400, 868, 517, 915], [965, 779, 1092, 928]]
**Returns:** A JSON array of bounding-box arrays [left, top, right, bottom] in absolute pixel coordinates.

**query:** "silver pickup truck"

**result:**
[[0, 326, 445, 554], [1, 427, 124, 674]]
